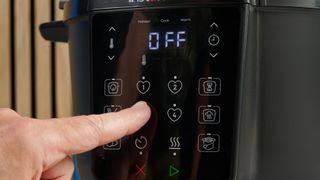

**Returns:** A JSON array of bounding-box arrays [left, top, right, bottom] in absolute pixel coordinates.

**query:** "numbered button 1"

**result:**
[[136, 76, 151, 94], [168, 76, 183, 94]]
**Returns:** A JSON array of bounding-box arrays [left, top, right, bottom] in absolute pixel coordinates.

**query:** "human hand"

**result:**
[[0, 101, 151, 180]]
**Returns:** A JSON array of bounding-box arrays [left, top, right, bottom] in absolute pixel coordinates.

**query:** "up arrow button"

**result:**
[[210, 22, 219, 28], [169, 165, 180, 177], [109, 26, 116, 32]]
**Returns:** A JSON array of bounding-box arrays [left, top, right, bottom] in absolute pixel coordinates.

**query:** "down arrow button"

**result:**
[[108, 55, 115, 61]]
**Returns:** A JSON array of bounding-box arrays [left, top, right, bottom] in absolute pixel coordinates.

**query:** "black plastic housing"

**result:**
[[61, 1, 251, 179]]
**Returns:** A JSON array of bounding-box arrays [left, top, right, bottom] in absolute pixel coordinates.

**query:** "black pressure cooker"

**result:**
[[41, 0, 320, 179]]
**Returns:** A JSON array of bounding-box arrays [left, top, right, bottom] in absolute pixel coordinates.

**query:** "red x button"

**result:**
[[135, 164, 146, 176]]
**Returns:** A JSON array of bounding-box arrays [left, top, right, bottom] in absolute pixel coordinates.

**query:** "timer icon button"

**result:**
[[135, 136, 148, 150], [208, 34, 220, 46]]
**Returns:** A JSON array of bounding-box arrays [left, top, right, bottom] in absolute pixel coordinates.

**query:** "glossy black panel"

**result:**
[[91, 7, 242, 180]]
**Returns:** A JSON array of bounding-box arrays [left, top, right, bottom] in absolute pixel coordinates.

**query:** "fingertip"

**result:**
[[123, 101, 151, 134], [131, 101, 152, 121]]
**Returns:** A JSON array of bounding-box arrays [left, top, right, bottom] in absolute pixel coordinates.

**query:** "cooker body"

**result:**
[[61, 2, 320, 180], [68, 4, 248, 180]]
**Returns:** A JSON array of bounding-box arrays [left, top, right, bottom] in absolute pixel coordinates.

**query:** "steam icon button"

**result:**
[[169, 137, 181, 151], [104, 78, 122, 96], [208, 34, 220, 46]]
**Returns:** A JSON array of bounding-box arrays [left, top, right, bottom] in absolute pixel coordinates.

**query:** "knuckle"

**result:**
[[13, 119, 36, 140], [0, 118, 42, 170], [6, 119, 39, 152]]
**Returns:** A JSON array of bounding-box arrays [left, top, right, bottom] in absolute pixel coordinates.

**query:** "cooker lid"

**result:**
[[60, 0, 320, 18], [260, 0, 320, 9], [88, 0, 256, 10], [60, 0, 256, 19]]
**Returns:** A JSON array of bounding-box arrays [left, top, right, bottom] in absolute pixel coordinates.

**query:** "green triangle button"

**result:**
[[169, 165, 180, 177]]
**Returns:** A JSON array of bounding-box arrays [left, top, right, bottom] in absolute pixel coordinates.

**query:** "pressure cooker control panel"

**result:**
[[91, 7, 242, 180]]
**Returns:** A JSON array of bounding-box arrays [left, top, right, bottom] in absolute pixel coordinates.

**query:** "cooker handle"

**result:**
[[40, 21, 68, 43]]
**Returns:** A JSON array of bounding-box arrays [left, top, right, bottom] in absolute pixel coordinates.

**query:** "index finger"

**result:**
[[39, 101, 151, 157]]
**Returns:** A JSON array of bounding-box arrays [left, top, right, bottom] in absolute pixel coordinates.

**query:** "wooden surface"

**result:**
[[14, 0, 32, 117], [0, 0, 11, 108], [0, 0, 72, 118], [54, 0, 72, 118], [35, 0, 53, 118]]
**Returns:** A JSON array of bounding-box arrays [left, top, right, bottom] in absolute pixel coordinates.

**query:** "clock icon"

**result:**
[[135, 136, 148, 150], [208, 34, 220, 46]]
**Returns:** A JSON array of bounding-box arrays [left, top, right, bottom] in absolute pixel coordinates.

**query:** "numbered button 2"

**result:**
[[168, 76, 183, 94]]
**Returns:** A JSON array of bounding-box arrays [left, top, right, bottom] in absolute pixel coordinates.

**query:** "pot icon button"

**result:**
[[198, 133, 220, 153]]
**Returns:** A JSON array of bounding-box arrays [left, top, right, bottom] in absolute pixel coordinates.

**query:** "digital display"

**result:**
[[148, 31, 187, 50], [88, 7, 243, 180]]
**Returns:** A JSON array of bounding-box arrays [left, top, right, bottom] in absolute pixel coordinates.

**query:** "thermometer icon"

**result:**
[[109, 38, 114, 49]]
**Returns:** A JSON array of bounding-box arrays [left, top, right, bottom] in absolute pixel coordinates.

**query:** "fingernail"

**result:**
[[132, 101, 148, 110], [131, 102, 151, 120]]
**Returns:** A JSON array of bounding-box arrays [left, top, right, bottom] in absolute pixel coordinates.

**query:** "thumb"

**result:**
[[37, 101, 151, 166]]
